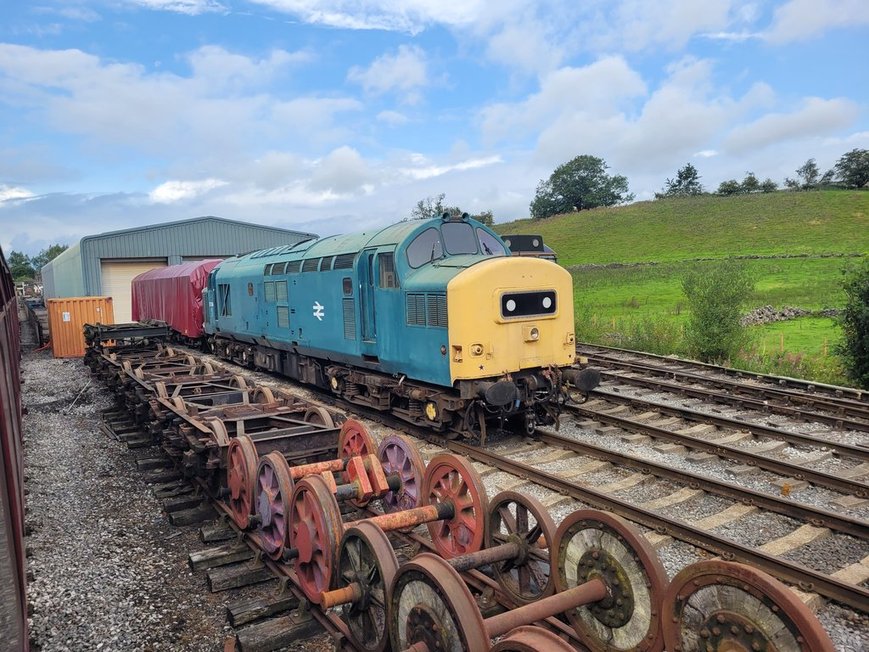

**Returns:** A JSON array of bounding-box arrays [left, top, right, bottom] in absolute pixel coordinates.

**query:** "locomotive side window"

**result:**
[[378, 253, 397, 288], [264, 281, 275, 302], [276, 281, 288, 302], [342, 277, 353, 296], [407, 228, 443, 268], [442, 222, 477, 255], [476, 229, 507, 257], [218, 283, 232, 316]]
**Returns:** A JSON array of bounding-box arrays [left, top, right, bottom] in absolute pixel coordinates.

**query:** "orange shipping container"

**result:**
[[47, 297, 114, 358]]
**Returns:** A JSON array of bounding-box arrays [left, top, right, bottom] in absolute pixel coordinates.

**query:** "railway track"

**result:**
[[577, 342, 869, 408]]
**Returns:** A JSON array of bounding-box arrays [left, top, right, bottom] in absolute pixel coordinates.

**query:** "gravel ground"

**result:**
[[22, 352, 332, 652]]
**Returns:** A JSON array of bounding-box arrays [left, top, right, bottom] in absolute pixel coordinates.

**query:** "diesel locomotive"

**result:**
[[195, 213, 597, 438]]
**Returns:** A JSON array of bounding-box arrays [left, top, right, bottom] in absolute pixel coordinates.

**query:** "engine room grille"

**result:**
[[334, 254, 356, 270], [343, 299, 356, 339], [406, 293, 447, 328]]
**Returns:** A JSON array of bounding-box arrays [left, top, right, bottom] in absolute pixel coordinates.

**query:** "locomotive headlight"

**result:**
[[523, 326, 540, 342]]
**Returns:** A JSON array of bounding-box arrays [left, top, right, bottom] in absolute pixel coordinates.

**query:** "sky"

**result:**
[[1, 0, 868, 256]]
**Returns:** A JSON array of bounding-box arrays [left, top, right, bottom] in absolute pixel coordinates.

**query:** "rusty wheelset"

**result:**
[[389, 509, 667, 652], [291, 452, 488, 607], [663, 559, 835, 652], [320, 490, 556, 652]]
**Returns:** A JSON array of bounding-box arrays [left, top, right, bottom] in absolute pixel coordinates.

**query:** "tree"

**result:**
[[717, 179, 741, 195], [31, 243, 68, 271], [530, 155, 633, 219], [8, 251, 35, 281], [410, 193, 450, 220], [740, 172, 760, 194], [655, 163, 703, 198], [837, 260, 869, 389], [795, 158, 820, 190], [760, 178, 778, 193], [834, 148, 869, 189], [682, 260, 754, 363], [819, 169, 835, 187], [474, 210, 494, 226]]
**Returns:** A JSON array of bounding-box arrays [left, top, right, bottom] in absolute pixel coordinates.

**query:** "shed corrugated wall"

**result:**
[[41, 243, 85, 299], [42, 216, 316, 297]]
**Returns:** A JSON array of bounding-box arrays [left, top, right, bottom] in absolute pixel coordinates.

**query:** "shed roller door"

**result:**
[[100, 260, 167, 322]]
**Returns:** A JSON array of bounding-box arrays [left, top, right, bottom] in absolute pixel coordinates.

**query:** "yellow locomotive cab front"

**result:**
[[446, 256, 576, 382]]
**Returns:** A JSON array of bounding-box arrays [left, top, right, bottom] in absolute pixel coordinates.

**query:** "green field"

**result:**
[[496, 191, 869, 385]]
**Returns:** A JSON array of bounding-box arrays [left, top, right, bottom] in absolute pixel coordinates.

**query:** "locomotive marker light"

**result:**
[[320, 491, 558, 651], [290, 453, 487, 603], [389, 509, 667, 652]]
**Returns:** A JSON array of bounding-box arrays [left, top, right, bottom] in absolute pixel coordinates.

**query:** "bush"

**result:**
[[836, 260, 869, 389], [616, 317, 685, 355], [682, 260, 753, 363]]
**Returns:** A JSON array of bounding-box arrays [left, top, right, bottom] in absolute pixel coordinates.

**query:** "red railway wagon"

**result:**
[[131, 260, 221, 339], [0, 247, 28, 650]]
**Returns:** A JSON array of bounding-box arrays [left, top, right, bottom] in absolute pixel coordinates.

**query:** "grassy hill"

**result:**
[[496, 190, 869, 384]]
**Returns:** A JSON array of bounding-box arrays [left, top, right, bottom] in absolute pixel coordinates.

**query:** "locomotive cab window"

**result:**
[[477, 229, 507, 257], [378, 253, 397, 288], [407, 228, 443, 268], [442, 221, 477, 255]]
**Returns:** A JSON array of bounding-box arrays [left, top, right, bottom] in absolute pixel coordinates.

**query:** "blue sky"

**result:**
[[1, 0, 868, 255]]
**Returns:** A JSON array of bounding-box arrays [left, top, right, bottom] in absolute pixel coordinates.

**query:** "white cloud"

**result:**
[[724, 98, 859, 154], [694, 150, 718, 158], [397, 154, 502, 181], [0, 185, 35, 203], [0, 43, 360, 159], [148, 178, 227, 203], [309, 146, 377, 194], [347, 45, 428, 103], [125, 0, 226, 15], [765, 0, 869, 43], [376, 110, 409, 126], [246, 0, 486, 33]]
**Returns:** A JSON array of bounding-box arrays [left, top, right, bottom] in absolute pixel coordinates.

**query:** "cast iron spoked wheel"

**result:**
[[490, 626, 576, 651], [303, 406, 335, 428], [554, 509, 667, 652], [377, 434, 426, 516], [662, 560, 835, 652], [388, 553, 489, 652], [338, 419, 376, 458], [422, 454, 488, 559], [334, 521, 398, 652], [487, 491, 557, 604], [226, 435, 259, 529], [289, 475, 343, 603], [252, 386, 275, 404], [338, 419, 377, 508], [255, 452, 294, 560]]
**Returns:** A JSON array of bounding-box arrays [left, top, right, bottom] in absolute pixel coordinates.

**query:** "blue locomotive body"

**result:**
[[204, 215, 590, 435]]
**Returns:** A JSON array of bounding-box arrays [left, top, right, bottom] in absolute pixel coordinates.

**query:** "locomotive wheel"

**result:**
[[304, 406, 335, 429], [339, 420, 377, 508], [334, 521, 397, 652], [554, 509, 667, 652], [226, 435, 259, 529], [662, 560, 835, 652], [255, 452, 294, 560], [252, 386, 275, 404], [490, 626, 576, 651], [388, 553, 489, 652], [423, 454, 488, 559], [487, 491, 556, 604], [289, 475, 343, 603], [377, 434, 425, 517]]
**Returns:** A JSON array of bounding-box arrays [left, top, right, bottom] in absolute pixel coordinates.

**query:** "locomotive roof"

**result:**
[[241, 218, 447, 262]]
